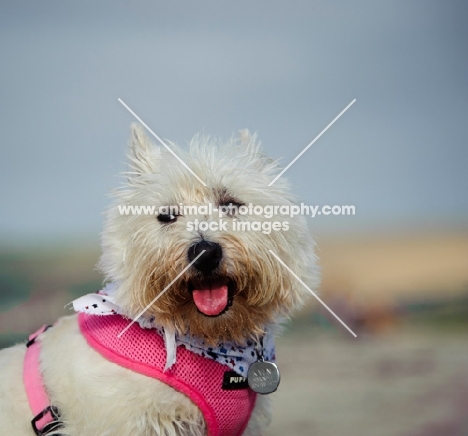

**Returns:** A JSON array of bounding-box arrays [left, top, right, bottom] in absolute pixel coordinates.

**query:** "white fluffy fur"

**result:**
[[0, 125, 318, 435]]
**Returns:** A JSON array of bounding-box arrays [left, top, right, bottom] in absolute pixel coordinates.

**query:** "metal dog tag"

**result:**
[[247, 359, 281, 394]]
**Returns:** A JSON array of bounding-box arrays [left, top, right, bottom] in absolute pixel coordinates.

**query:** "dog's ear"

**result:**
[[127, 123, 160, 176], [238, 129, 275, 170], [238, 129, 257, 151]]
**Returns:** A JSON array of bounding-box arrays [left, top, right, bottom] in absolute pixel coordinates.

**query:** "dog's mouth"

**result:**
[[189, 278, 234, 317]]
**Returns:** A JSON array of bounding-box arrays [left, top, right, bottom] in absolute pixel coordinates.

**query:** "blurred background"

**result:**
[[1, 1, 467, 435]]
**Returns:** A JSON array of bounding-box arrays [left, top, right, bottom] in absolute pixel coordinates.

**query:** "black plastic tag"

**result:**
[[222, 371, 249, 390]]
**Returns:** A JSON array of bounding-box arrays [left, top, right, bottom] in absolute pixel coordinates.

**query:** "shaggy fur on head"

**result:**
[[99, 124, 318, 345]]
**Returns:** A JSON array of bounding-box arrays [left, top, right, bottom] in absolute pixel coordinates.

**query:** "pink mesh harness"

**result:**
[[78, 313, 257, 436]]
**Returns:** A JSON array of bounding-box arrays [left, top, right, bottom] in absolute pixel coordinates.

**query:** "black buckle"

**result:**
[[26, 325, 53, 348], [31, 405, 62, 436]]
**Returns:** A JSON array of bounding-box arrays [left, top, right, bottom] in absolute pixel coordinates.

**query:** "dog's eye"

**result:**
[[219, 201, 244, 216], [157, 214, 178, 223]]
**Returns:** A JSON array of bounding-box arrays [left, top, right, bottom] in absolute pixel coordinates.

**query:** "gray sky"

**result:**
[[1, 1, 467, 245]]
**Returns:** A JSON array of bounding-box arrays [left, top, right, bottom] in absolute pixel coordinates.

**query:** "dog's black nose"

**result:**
[[188, 241, 222, 274]]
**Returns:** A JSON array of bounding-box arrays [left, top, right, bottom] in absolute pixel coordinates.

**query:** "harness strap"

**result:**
[[24, 325, 62, 435]]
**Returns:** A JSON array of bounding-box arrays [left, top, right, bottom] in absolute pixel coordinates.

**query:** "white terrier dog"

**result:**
[[0, 124, 318, 435]]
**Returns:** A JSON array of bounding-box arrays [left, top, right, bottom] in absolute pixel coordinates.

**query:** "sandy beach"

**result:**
[[267, 328, 468, 436]]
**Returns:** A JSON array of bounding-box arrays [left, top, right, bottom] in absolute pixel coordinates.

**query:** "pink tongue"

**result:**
[[192, 285, 228, 316]]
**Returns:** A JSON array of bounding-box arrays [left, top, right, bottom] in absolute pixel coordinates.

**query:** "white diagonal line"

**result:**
[[117, 250, 206, 338], [269, 250, 357, 338], [118, 98, 207, 187], [268, 99, 356, 186]]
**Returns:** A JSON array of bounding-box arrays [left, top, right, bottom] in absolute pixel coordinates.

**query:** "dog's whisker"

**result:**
[[117, 250, 206, 338]]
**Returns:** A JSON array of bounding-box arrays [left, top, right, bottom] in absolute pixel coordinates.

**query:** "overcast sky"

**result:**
[[0, 1, 467, 245]]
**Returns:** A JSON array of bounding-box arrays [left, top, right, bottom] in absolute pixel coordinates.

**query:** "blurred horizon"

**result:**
[[2, 228, 467, 328]]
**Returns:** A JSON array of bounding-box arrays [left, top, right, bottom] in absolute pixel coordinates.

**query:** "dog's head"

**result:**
[[99, 124, 318, 345]]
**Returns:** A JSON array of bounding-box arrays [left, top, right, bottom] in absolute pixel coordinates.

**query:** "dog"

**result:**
[[0, 124, 318, 435]]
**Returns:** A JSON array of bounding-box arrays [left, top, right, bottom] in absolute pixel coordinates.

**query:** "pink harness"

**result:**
[[23, 325, 61, 435], [23, 314, 257, 436]]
